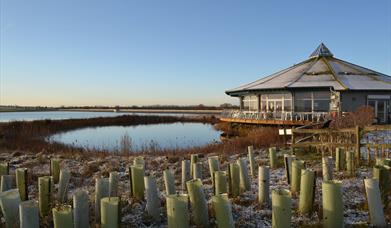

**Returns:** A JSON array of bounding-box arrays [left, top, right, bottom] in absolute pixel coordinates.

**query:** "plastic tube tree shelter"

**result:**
[[133, 156, 145, 167], [291, 160, 305, 194], [19, 200, 39, 228], [322, 180, 344, 228], [1, 175, 14, 192], [190, 154, 199, 177], [164, 169, 176, 195], [129, 164, 145, 200], [212, 193, 234, 228], [16, 168, 28, 201], [214, 171, 228, 195], [258, 166, 270, 206], [50, 158, 61, 184], [298, 169, 316, 215], [144, 176, 161, 222], [186, 179, 209, 227], [52, 205, 73, 228], [364, 178, 386, 227], [248, 146, 256, 177], [57, 170, 71, 203], [100, 197, 120, 228], [322, 156, 333, 181], [208, 155, 220, 186], [346, 150, 355, 177], [271, 189, 292, 228], [73, 189, 89, 228], [284, 154, 296, 184], [166, 194, 189, 228], [373, 165, 390, 206], [181, 160, 191, 192], [228, 163, 240, 197], [109, 171, 119, 197], [335, 147, 345, 171], [237, 158, 250, 192], [95, 178, 109, 223], [38, 176, 54, 217], [193, 162, 203, 180], [0, 189, 21, 228], [269, 147, 277, 169], [0, 162, 9, 176]]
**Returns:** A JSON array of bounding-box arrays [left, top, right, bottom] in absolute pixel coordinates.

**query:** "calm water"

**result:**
[[49, 122, 221, 152], [0, 111, 194, 122]]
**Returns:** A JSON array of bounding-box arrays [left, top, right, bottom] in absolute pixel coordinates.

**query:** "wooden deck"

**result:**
[[219, 117, 310, 126]]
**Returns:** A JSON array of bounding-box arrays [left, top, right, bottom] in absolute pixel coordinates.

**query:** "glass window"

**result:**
[[313, 100, 330, 112], [295, 100, 312, 112], [242, 95, 258, 111], [284, 99, 292, 111]]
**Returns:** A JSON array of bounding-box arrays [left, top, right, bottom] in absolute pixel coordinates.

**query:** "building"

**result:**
[[223, 43, 391, 125]]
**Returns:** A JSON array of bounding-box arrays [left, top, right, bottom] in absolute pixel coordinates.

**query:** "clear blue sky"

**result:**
[[1, 0, 390, 106]]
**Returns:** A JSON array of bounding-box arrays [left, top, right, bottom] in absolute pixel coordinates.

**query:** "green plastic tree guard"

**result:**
[[186, 179, 209, 227], [346, 150, 354, 177], [95, 178, 109, 223], [181, 160, 191, 192], [335, 147, 345, 171], [269, 147, 277, 169], [1, 175, 14, 192], [109, 171, 119, 197], [298, 169, 315, 215], [166, 194, 189, 228], [57, 170, 71, 203], [322, 156, 333, 181], [237, 158, 250, 192], [38, 176, 54, 217], [0, 189, 21, 228], [73, 189, 89, 228], [258, 166, 270, 206], [284, 154, 296, 184], [190, 154, 199, 177], [0, 162, 9, 176], [144, 176, 161, 222], [100, 197, 120, 228], [364, 178, 386, 227], [212, 193, 234, 228], [19, 200, 39, 228], [271, 189, 292, 228], [229, 163, 240, 197], [164, 169, 176, 195], [208, 156, 220, 185], [322, 180, 344, 228], [193, 162, 203, 180], [133, 156, 145, 168], [373, 165, 390, 206], [16, 168, 28, 201], [248, 146, 256, 177], [52, 205, 73, 228], [291, 160, 305, 194], [130, 165, 145, 200], [50, 159, 61, 184], [214, 171, 228, 195]]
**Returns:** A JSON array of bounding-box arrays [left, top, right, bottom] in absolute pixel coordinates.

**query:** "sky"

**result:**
[[1, 0, 390, 107]]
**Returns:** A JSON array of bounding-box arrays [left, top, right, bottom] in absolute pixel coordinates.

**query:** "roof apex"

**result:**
[[309, 43, 333, 58]]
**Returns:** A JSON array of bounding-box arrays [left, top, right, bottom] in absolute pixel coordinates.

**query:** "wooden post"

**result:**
[[212, 193, 234, 228], [181, 160, 191, 192], [269, 147, 277, 169], [237, 158, 250, 192], [166, 194, 189, 228], [19, 200, 39, 228], [186, 179, 209, 227], [38, 176, 54, 217], [248, 146, 256, 177], [16, 168, 28, 201], [73, 189, 89, 228], [322, 180, 343, 228], [364, 178, 386, 227], [0, 189, 21, 227], [164, 169, 176, 195], [57, 170, 71, 203], [52, 205, 73, 228], [100, 197, 120, 228], [271, 189, 292, 228], [95, 178, 109, 223], [229, 163, 240, 198], [144, 176, 161, 222], [258, 166, 270, 206], [298, 169, 315, 215], [50, 159, 61, 184], [291, 160, 305, 194]]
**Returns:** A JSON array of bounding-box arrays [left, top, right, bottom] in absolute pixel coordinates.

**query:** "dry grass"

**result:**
[[330, 106, 374, 129]]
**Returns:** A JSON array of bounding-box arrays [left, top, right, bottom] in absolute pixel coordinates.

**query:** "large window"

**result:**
[[295, 91, 330, 112], [242, 95, 258, 111], [260, 92, 292, 112]]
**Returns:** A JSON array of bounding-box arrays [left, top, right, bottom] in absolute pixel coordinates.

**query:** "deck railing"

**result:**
[[221, 110, 330, 122]]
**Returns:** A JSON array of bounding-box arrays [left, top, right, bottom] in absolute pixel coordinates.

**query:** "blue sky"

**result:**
[[1, 0, 390, 106]]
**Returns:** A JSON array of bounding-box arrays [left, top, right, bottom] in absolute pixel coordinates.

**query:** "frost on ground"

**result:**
[[0, 147, 389, 227]]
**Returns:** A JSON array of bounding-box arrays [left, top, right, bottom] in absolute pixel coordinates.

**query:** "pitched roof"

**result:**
[[226, 43, 391, 95]]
